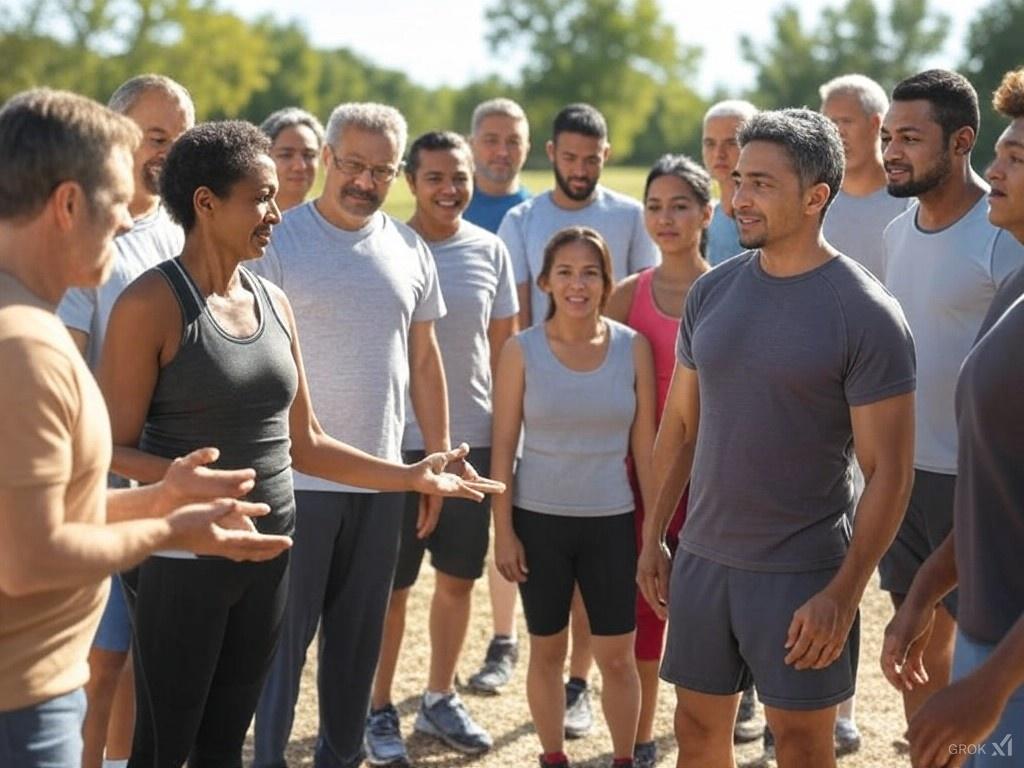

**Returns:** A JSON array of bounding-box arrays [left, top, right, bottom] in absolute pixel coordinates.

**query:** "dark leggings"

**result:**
[[123, 552, 289, 768]]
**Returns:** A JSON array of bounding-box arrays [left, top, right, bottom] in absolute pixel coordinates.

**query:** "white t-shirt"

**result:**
[[58, 205, 183, 368], [498, 186, 659, 325], [883, 195, 1024, 473], [824, 188, 910, 279], [252, 202, 445, 493], [403, 221, 519, 451]]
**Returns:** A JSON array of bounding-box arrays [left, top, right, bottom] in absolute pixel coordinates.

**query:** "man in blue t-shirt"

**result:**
[[464, 98, 531, 233]]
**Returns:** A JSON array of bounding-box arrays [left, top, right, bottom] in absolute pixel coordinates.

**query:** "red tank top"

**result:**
[[625, 268, 681, 423]]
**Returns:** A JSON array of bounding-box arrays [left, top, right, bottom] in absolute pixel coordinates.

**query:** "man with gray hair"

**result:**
[[252, 103, 452, 768], [261, 107, 324, 212], [820, 74, 909, 279], [464, 97, 531, 233], [702, 99, 758, 266], [57, 73, 194, 768], [638, 109, 915, 768]]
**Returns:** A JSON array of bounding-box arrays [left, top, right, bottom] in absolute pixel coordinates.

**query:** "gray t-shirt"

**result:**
[[883, 196, 1024, 474], [513, 319, 637, 517], [677, 253, 915, 572], [58, 205, 183, 368], [823, 187, 909, 279], [706, 202, 743, 267], [252, 202, 445, 493], [498, 186, 658, 325], [954, 286, 1024, 645], [403, 221, 519, 451]]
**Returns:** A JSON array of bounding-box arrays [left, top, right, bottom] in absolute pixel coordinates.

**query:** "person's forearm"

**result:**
[[106, 483, 170, 522], [292, 433, 414, 492], [111, 445, 171, 484], [903, 532, 959, 611], [489, 439, 517, 534], [410, 345, 451, 454], [830, 462, 914, 603], [645, 419, 694, 543]]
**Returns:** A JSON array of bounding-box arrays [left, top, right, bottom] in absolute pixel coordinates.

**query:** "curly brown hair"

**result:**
[[993, 68, 1024, 120]]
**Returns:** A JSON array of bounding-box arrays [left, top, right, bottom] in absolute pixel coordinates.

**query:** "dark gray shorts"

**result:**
[[660, 550, 859, 711], [393, 448, 492, 589], [878, 469, 958, 616]]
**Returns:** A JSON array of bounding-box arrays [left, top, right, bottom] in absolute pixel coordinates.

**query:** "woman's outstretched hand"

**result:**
[[410, 443, 506, 501]]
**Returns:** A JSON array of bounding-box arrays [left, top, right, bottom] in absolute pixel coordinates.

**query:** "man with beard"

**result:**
[[251, 103, 454, 768], [464, 98, 531, 233], [499, 103, 658, 328], [56, 73, 194, 768], [879, 69, 1024, 727]]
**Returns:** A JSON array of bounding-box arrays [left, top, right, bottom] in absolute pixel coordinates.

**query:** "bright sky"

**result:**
[[206, 0, 985, 96]]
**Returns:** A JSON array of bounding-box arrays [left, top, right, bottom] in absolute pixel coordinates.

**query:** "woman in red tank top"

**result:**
[[604, 155, 711, 767]]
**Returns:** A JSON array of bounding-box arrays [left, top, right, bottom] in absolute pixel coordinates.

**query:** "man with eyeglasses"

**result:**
[[251, 103, 452, 768]]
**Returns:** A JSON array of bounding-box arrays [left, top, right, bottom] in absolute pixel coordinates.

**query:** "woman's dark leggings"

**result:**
[[123, 552, 289, 768]]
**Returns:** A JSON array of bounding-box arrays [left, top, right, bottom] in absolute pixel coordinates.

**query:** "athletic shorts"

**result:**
[[393, 449, 492, 590], [92, 574, 132, 653], [878, 469, 958, 616], [513, 506, 636, 637], [660, 550, 859, 711]]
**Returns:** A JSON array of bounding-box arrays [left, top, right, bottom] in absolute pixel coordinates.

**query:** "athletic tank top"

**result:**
[[625, 268, 680, 421], [513, 319, 637, 517], [139, 258, 298, 537]]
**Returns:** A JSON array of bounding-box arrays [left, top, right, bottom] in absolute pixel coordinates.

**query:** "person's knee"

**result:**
[[529, 634, 569, 670], [674, 699, 722, 745], [593, 640, 638, 682], [434, 572, 474, 600], [767, 708, 834, 754], [386, 587, 411, 614], [86, 649, 128, 690]]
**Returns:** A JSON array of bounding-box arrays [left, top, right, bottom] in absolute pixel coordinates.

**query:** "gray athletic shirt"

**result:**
[[883, 196, 1024, 474], [954, 285, 1024, 644], [58, 205, 183, 368], [513, 319, 637, 517], [403, 221, 519, 450], [252, 202, 445, 493], [498, 186, 658, 325], [677, 253, 916, 572], [823, 188, 909, 279]]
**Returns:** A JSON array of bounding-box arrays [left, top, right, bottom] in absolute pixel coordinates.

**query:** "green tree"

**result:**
[[485, 0, 702, 160], [962, 0, 1024, 169], [741, 0, 948, 110]]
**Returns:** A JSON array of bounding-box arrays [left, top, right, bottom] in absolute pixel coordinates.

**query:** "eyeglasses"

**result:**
[[328, 147, 401, 183]]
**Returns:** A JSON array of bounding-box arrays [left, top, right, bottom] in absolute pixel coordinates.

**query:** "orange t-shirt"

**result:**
[[0, 271, 111, 711]]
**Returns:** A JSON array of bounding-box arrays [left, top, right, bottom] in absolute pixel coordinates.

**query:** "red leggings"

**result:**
[[631, 473, 688, 661]]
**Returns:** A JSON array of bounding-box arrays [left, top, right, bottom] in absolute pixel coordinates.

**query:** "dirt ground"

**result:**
[[245, 568, 911, 768]]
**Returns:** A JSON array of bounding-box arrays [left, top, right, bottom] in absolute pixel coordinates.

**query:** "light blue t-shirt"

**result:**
[[498, 186, 659, 325], [464, 187, 530, 234], [403, 221, 519, 450], [706, 203, 743, 267], [252, 202, 446, 493]]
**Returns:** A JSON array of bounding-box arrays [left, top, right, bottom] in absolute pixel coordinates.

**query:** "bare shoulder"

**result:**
[[606, 272, 641, 323]]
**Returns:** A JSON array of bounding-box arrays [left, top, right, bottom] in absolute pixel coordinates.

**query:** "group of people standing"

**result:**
[[0, 60, 1022, 768]]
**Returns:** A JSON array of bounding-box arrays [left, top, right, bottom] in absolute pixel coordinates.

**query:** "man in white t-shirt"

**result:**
[[498, 102, 658, 329], [57, 73, 193, 768], [880, 68, 1024, 728], [820, 74, 909, 280]]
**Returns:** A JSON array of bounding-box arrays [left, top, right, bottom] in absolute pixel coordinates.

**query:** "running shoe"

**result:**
[[835, 717, 862, 755], [414, 692, 493, 754], [564, 677, 593, 739], [733, 686, 762, 743], [467, 636, 518, 694], [364, 704, 409, 766], [633, 740, 657, 768]]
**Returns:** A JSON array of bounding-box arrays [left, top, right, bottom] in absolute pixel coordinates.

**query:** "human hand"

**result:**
[[881, 599, 935, 691], [166, 499, 292, 561], [784, 586, 858, 670], [158, 447, 256, 514], [417, 494, 442, 539], [411, 444, 506, 500], [636, 537, 672, 620], [494, 526, 528, 583]]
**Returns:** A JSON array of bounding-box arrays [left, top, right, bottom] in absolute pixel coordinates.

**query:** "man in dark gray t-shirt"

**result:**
[[638, 109, 915, 768], [881, 67, 1024, 768]]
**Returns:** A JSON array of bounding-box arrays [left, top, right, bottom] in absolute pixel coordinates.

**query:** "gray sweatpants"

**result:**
[[253, 490, 404, 768]]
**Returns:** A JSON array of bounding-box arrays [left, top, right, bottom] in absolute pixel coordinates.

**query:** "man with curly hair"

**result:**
[[882, 67, 1024, 768]]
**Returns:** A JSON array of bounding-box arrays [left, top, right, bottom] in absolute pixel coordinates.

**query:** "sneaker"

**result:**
[[834, 717, 862, 756], [467, 636, 518, 694], [733, 686, 761, 743], [564, 677, 593, 739], [762, 725, 775, 761], [539, 753, 571, 767], [364, 704, 409, 766], [414, 692, 493, 754], [633, 741, 657, 768]]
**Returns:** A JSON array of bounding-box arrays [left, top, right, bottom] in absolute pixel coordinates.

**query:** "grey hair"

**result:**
[[108, 74, 195, 124], [819, 74, 889, 116], [260, 107, 325, 146], [470, 98, 529, 135], [324, 102, 408, 155], [703, 99, 758, 126], [738, 108, 845, 218]]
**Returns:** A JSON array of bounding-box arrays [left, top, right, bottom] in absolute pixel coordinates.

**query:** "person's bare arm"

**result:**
[[516, 282, 532, 329], [408, 319, 451, 454], [604, 274, 639, 324], [785, 391, 915, 670], [490, 337, 528, 583], [487, 315, 518, 382], [637, 363, 700, 618], [67, 328, 89, 357], [629, 334, 658, 513]]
